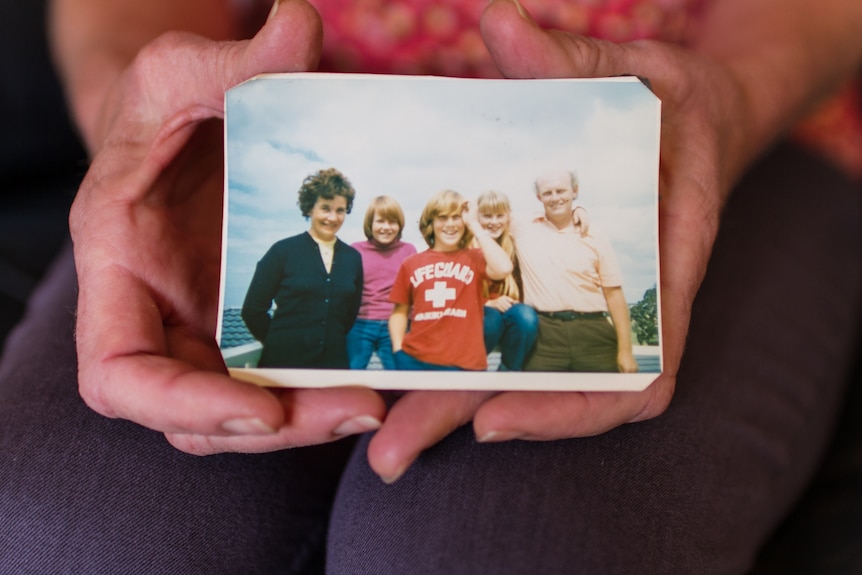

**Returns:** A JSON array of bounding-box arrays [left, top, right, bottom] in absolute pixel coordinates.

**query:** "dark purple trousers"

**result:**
[[1, 142, 860, 574]]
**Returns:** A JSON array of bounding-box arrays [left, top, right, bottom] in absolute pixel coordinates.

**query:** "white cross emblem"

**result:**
[[425, 281, 456, 308]]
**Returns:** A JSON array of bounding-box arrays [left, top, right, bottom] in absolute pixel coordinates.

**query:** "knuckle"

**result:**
[[637, 379, 675, 421], [126, 31, 202, 97], [135, 31, 191, 68], [166, 433, 217, 456], [68, 176, 109, 238]]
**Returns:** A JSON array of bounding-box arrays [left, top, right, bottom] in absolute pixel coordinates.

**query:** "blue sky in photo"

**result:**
[[222, 74, 660, 308]]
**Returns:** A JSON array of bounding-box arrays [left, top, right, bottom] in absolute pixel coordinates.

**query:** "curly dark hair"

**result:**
[[297, 168, 356, 217]]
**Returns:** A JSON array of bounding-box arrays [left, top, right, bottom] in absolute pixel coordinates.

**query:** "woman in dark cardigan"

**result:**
[[241, 168, 363, 369]]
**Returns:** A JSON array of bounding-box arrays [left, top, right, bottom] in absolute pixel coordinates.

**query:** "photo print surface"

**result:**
[[218, 74, 662, 391]]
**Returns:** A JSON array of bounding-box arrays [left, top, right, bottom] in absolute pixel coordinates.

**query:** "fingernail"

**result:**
[[267, 0, 285, 22], [333, 415, 382, 437], [222, 417, 277, 435], [380, 465, 408, 485], [489, 0, 532, 22], [511, 0, 530, 20], [477, 430, 524, 443]]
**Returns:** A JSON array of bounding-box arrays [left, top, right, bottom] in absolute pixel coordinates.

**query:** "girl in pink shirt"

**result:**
[[347, 196, 417, 369]]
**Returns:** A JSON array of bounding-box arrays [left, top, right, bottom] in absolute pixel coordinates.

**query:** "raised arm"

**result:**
[[462, 201, 513, 281]]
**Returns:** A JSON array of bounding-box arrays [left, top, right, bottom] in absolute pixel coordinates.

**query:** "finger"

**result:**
[[367, 390, 494, 483], [473, 388, 662, 442], [77, 264, 387, 442], [75, 270, 284, 435], [139, 0, 321, 122], [77, 266, 387, 443], [481, 0, 652, 80], [656, 175, 720, 380], [100, 0, 323, 178], [166, 386, 387, 454]]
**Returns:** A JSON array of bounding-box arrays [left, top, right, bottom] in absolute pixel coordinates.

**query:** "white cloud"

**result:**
[[222, 75, 660, 306]]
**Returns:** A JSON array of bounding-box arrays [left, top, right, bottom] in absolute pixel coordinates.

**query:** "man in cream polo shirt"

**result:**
[[511, 170, 638, 373]]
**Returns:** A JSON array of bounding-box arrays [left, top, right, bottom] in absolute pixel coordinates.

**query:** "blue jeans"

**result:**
[[393, 349, 464, 371], [346, 318, 395, 370], [483, 303, 539, 371]]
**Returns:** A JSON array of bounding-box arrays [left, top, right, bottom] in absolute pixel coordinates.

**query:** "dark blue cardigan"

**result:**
[[241, 231, 363, 368]]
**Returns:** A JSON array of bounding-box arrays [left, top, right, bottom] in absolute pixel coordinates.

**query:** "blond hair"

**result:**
[[477, 190, 519, 301], [419, 190, 473, 249]]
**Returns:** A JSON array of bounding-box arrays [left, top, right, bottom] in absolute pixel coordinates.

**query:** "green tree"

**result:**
[[629, 286, 659, 345]]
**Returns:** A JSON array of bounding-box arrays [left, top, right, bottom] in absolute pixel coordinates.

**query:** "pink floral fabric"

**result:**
[[792, 80, 862, 181], [309, 0, 703, 77]]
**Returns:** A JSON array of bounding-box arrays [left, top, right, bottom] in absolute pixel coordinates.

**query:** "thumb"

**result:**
[[213, 0, 322, 102], [146, 0, 322, 127], [480, 0, 648, 80], [103, 0, 321, 174]]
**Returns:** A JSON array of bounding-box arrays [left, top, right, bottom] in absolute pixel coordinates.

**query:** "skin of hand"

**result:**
[[366, 0, 853, 482], [485, 295, 516, 313], [69, 0, 387, 455], [460, 200, 483, 237], [60, 0, 861, 472]]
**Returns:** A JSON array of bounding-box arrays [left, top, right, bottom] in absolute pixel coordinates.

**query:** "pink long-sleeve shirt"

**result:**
[[352, 239, 418, 321]]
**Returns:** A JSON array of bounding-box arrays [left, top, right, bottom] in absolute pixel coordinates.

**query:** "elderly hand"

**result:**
[[70, 0, 386, 455], [366, 0, 748, 482]]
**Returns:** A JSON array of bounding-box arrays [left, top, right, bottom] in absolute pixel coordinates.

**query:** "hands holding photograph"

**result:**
[[3, 0, 859, 570], [58, 0, 862, 480]]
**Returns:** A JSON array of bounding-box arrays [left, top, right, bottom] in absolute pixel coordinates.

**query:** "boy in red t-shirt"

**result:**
[[389, 189, 513, 371]]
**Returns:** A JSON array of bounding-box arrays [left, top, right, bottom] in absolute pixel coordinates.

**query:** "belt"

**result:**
[[537, 310, 607, 321]]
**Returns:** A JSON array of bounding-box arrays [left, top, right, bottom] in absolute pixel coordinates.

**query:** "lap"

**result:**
[[750, 331, 862, 573]]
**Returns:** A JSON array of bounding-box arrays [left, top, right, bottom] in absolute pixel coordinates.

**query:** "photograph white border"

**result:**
[[217, 73, 663, 391]]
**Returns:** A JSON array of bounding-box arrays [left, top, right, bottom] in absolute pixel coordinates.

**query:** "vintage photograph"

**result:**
[[217, 74, 662, 391]]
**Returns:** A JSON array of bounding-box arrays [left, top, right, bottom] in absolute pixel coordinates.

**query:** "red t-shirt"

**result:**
[[390, 248, 488, 370]]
